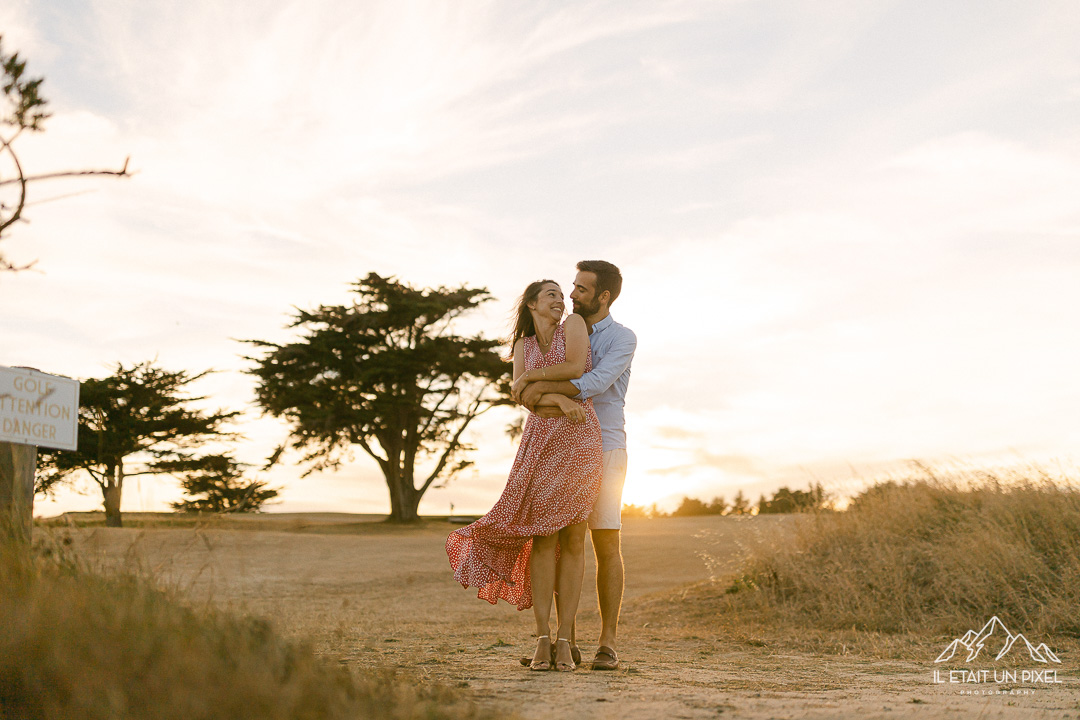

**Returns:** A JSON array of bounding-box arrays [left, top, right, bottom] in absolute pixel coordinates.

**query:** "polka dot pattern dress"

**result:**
[[445, 321, 603, 610]]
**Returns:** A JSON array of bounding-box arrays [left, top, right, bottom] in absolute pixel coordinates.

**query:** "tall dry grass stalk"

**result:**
[[0, 535, 500, 720], [728, 470, 1080, 636]]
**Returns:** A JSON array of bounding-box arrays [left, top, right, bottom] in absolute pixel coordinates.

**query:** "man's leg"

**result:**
[[591, 527, 624, 651], [585, 448, 627, 667]]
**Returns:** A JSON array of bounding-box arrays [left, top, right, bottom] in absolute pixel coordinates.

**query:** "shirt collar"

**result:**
[[590, 313, 614, 335]]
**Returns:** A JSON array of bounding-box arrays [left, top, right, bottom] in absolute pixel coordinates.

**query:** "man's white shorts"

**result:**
[[588, 449, 628, 531]]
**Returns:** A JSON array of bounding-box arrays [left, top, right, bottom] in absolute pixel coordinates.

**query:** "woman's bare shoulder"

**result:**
[[563, 313, 587, 331]]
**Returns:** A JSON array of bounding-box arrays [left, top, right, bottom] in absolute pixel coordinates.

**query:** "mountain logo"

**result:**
[[935, 616, 1061, 664]]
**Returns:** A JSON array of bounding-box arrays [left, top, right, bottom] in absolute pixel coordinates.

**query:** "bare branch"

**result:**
[[0, 157, 133, 187], [0, 134, 28, 235], [417, 382, 458, 439], [419, 394, 486, 496], [355, 436, 389, 467]]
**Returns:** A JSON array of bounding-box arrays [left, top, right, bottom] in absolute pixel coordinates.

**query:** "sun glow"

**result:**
[[620, 441, 700, 509], [620, 470, 661, 508]]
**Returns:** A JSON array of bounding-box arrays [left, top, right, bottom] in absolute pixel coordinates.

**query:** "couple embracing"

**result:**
[[446, 260, 636, 672]]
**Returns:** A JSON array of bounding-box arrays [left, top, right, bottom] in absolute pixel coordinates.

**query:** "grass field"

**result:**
[[16, 488, 1079, 719], [727, 476, 1080, 638], [0, 529, 504, 720]]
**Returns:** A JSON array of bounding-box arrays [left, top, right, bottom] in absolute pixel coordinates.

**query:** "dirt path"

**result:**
[[63, 515, 1078, 719]]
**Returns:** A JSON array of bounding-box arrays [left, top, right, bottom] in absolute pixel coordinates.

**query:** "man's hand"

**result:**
[[511, 373, 531, 404], [521, 380, 579, 410], [521, 382, 545, 410], [534, 406, 562, 418]]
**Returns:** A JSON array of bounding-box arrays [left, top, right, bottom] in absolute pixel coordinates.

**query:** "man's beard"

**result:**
[[573, 298, 601, 316]]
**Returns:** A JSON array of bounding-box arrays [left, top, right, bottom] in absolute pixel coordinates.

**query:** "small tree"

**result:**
[[169, 454, 279, 514], [671, 496, 709, 517], [758, 483, 829, 514], [36, 362, 238, 527], [728, 490, 751, 516], [1, 35, 129, 269], [246, 273, 511, 523]]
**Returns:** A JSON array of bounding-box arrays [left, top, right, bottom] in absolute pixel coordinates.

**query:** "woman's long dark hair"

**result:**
[[506, 279, 558, 360]]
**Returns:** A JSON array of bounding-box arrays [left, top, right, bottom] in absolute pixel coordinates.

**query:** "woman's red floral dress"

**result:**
[[446, 321, 603, 610]]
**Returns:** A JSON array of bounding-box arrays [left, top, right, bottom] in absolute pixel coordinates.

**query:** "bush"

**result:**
[[728, 472, 1080, 636], [671, 496, 728, 516], [0, 537, 501, 720], [756, 484, 828, 514], [170, 454, 279, 513]]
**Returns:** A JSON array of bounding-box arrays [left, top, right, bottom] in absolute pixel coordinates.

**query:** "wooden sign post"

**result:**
[[0, 366, 80, 543]]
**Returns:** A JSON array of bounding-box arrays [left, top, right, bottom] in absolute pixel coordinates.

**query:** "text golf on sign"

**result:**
[[0, 366, 80, 451]]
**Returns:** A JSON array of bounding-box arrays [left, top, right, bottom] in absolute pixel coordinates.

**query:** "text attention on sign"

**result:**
[[0, 366, 80, 451]]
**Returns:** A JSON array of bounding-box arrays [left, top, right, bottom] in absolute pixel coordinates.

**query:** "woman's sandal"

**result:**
[[529, 635, 553, 671], [554, 638, 576, 672], [519, 642, 580, 667]]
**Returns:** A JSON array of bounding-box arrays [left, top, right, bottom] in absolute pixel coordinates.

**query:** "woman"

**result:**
[[445, 279, 603, 672]]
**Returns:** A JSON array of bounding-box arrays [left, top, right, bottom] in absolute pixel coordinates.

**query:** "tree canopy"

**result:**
[[671, 496, 728, 517], [245, 273, 511, 522], [37, 361, 238, 526], [169, 453, 279, 514], [756, 484, 828, 514]]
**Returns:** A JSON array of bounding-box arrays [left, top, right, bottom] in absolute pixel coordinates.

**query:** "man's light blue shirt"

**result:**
[[570, 314, 636, 452]]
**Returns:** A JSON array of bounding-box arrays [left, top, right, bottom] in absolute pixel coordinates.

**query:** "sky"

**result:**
[[2, 0, 1079, 517]]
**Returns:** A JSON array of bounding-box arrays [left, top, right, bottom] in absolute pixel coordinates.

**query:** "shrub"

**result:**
[[756, 484, 828, 514], [728, 472, 1080, 636], [0, 537, 500, 720]]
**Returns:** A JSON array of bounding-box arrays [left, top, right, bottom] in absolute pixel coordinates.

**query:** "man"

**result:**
[[517, 259, 636, 671]]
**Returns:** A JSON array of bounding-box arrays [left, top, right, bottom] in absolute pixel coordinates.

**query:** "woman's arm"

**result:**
[[516, 340, 569, 419], [510, 316, 589, 403], [512, 339, 525, 383], [516, 314, 590, 387]]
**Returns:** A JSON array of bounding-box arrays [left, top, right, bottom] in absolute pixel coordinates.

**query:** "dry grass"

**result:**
[[36, 511, 469, 538], [0, 534, 504, 720], [13, 509, 1076, 718], [719, 470, 1080, 638]]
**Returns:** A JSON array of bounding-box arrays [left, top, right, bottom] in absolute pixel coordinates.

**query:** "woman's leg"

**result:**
[[554, 556, 576, 648], [530, 533, 558, 667], [553, 521, 588, 668]]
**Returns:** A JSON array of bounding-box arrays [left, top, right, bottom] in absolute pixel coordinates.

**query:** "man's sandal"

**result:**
[[591, 645, 619, 671], [529, 635, 552, 671], [520, 642, 580, 667]]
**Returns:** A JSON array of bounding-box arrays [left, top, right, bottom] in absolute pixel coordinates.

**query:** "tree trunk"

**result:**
[[402, 486, 421, 523], [103, 483, 122, 527], [0, 441, 36, 543], [391, 494, 421, 523], [103, 466, 123, 528], [386, 472, 421, 523]]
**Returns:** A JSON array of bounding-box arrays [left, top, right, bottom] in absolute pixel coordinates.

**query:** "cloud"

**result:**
[[648, 450, 762, 479], [879, 132, 1080, 234], [653, 425, 703, 440], [0, 3, 48, 60], [9, 0, 1080, 517]]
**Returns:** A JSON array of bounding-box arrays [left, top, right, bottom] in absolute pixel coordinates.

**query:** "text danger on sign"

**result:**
[[0, 366, 80, 451]]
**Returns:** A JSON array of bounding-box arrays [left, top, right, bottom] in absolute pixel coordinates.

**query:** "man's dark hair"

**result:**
[[577, 260, 623, 306]]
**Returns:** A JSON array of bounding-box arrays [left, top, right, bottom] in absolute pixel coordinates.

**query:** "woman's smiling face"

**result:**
[[529, 282, 565, 323]]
